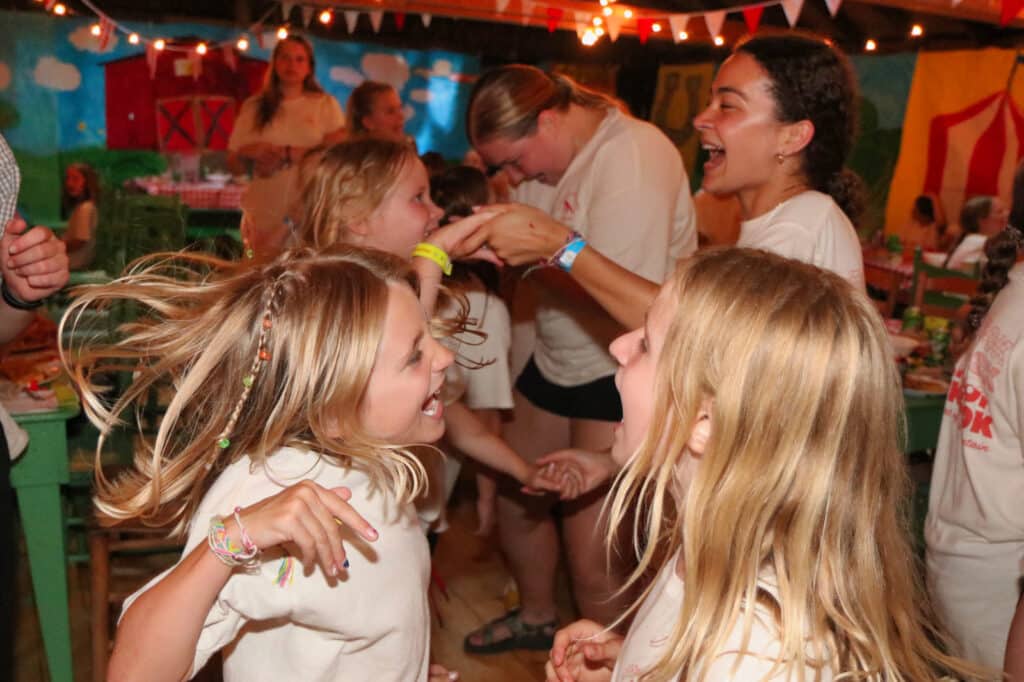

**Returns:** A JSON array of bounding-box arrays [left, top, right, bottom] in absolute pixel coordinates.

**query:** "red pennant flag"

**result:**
[[394, 12, 406, 30], [1002, 0, 1024, 25], [255, 25, 265, 49], [145, 42, 159, 79], [545, 7, 564, 32], [742, 6, 764, 33], [98, 17, 115, 51], [44, 0, 56, 10], [222, 45, 238, 71], [637, 17, 653, 44]]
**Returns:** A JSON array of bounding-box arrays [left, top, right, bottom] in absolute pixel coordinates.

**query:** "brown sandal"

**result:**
[[463, 609, 557, 654]]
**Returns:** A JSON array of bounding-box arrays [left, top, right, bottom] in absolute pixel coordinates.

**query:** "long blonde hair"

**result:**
[[607, 248, 983, 681], [466, 64, 621, 146], [253, 35, 324, 130], [346, 80, 398, 136], [61, 246, 427, 534], [298, 138, 418, 249]]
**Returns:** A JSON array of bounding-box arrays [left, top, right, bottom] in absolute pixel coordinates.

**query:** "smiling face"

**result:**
[[359, 282, 453, 444], [359, 158, 443, 258], [474, 112, 572, 186], [362, 89, 406, 142], [980, 197, 1009, 236], [693, 52, 795, 207], [65, 167, 86, 198], [273, 39, 312, 89]]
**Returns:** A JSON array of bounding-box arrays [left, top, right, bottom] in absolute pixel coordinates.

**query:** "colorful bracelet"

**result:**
[[412, 242, 452, 276], [208, 512, 260, 568], [552, 234, 587, 272]]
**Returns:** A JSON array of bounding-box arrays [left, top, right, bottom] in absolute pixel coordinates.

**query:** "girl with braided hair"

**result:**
[[926, 161, 1024, 671]]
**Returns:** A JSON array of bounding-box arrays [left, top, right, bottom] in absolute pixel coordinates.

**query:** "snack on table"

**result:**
[[904, 370, 950, 395]]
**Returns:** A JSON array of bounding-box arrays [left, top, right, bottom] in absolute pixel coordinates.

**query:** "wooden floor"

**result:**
[[14, 482, 575, 682]]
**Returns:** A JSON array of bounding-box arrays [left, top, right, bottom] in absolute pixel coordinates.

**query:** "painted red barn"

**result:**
[[104, 43, 268, 151]]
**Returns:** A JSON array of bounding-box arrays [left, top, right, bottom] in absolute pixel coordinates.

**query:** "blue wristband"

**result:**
[[556, 237, 587, 272]]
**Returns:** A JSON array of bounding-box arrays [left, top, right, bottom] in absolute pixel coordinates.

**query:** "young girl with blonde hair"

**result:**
[[544, 248, 986, 682], [62, 246, 461, 681]]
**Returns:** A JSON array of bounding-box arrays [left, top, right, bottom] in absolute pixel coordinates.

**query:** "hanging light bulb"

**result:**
[[128, 32, 140, 45], [910, 24, 923, 37], [277, 26, 289, 39], [602, 6, 612, 16], [713, 35, 725, 46], [154, 38, 166, 50], [623, 8, 633, 18], [53, 3, 67, 15], [595, 26, 605, 36], [90, 23, 101, 36], [865, 38, 877, 51], [196, 42, 208, 55], [237, 36, 249, 50], [678, 30, 688, 40], [593, 16, 603, 26], [600, 0, 609, 6], [319, 9, 333, 24], [651, 22, 662, 32], [581, 28, 598, 45]]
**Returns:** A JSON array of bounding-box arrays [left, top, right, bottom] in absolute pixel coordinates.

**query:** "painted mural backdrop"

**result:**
[[0, 9, 480, 221], [886, 48, 1024, 239]]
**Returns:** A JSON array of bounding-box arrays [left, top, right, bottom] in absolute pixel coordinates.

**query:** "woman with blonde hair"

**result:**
[[227, 35, 346, 258], [462, 63, 697, 654], [543, 248, 986, 682], [61, 246, 468, 681], [346, 81, 409, 144]]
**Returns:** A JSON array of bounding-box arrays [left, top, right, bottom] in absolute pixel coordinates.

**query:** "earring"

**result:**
[[775, 152, 786, 164]]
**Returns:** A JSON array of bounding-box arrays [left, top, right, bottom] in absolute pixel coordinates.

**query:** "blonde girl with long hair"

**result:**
[[298, 138, 564, 515], [62, 247, 465, 682], [227, 35, 346, 258], [543, 248, 986, 682]]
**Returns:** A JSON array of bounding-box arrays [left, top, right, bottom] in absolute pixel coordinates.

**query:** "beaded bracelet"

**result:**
[[208, 510, 260, 568], [412, 242, 452, 276]]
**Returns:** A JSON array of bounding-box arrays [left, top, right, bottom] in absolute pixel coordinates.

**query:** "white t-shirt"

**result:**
[[122, 446, 430, 682], [946, 233, 987, 270], [614, 555, 833, 681], [228, 92, 344, 238], [513, 107, 697, 387], [925, 262, 1024, 667], [737, 191, 864, 288]]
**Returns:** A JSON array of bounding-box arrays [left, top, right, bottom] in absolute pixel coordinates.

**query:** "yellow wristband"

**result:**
[[412, 242, 452, 276]]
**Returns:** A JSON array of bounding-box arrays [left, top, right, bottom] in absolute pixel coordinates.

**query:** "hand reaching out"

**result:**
[[1, 217, 68, 301], [521, 462, 569, 497], [231, 480, 378, 577], [536, 449, 620, 500], [460, 204, 573, 267], [545, 619, 623, 682]]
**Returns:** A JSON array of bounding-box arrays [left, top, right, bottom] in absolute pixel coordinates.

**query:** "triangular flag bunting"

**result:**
[[422, 13, 432, 27], [44, 0, 56, 10], [668, 14, 689, 42], [781, 0, 804, 26], [301, 6, 314, 27], [575, 11, 589, 38], [521, 0, 535, 26], [496, 0, 512, 13], [742, 6, 763, 33], [369, 10, 383, 32], [281, 2, 295, 21], [952, 0, 963, 5], [145, 42, 159, 78], [254, 24, 265, 48], [824, 0, 842, 17], [605, 13, 623, 41], [190, 51, 203, 82], [637, 17, 653, 44], [394, 12, 406, 30], [545, 7, 564, 32], [98, 17, 115, 51], [344, 10, 359, 32], [223, 45, 238, 71], [704, 10, 725, 38], [1002, 0, 1024, 24]]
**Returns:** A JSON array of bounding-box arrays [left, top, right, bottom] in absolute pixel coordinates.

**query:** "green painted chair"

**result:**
[[909, 248, 980, 319]]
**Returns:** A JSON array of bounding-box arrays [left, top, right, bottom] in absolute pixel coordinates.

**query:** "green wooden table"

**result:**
[[10, 397, 80, 682]]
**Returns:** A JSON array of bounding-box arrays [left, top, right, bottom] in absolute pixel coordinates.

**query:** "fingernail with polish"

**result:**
[[342, 558, 350, 569]]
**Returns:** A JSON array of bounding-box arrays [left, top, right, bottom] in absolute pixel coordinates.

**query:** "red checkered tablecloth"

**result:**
[[131, 177, 246, 210]]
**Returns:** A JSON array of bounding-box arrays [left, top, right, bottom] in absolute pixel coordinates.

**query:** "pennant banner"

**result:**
[[344, 10, 359, 32], [369, 10, 383, 32], [668, 14, 689, 41], [521, 0, 535, 26], [1001, 0, 1024, 24], [301, 6, 314, 26], [781, 0, 804, 26], [394, 11, 406, 30], [145, 42, 159, 79], [255, 24, 265, 48], [605, 13, 623, 41], [824, 0, 842, 17], [637, 17, 653, 43], [222, 45, 238, 71], [575, 10, 590, 38], [704, 10, 725, 37], [742, 6, 764, 32], [281, 2, 295, 21], [496, 0, 512, 13], [422, 12, 432, 27], [546, 6, 564, 32], [98, 16, 115, 51]]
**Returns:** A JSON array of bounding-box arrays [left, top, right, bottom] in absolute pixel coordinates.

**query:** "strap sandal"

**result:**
[[463, 608, 557, 654]]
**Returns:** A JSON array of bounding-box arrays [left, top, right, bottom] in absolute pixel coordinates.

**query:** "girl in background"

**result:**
[[62, 247, 460, 682], [228, 35, 346, 258], [346, 81, 410, 145], [943, 195, 1008, 270], [545, 248, 984, 682], [61, 162, 100, 270]]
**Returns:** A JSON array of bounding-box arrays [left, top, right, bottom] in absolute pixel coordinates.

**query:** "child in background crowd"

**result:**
[[61, 162, 100, 270]]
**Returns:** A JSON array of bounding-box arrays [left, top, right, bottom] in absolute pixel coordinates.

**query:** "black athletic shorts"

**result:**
[[515, 355, 622, 422]]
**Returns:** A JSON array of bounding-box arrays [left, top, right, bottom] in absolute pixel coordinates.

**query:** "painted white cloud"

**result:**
[[329, 66, 364, 87], [68, 24, 119, 53], [361, 53, 409, 92], [34, 56, 81, 91], [409, 88, 432, 104], [403, 104, 415, 122], [0, 62, 10, 92], [414, 59, 474, 84]]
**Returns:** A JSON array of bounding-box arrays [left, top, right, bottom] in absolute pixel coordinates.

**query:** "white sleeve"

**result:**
[[742, 219, 817, 263], [320, 94, 345, 134], [462, 294, 514, 411], [584, 134, 687, 283], [228, 99, 258, 151]]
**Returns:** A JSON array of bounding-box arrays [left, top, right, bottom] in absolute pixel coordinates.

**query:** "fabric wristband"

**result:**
[[412, 242, 452, 276], [555, 236, 587, 272], [1, 280, 43, 310]]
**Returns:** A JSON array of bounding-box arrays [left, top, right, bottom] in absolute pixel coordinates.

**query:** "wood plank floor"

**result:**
[[14, 483, 575, 682]]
